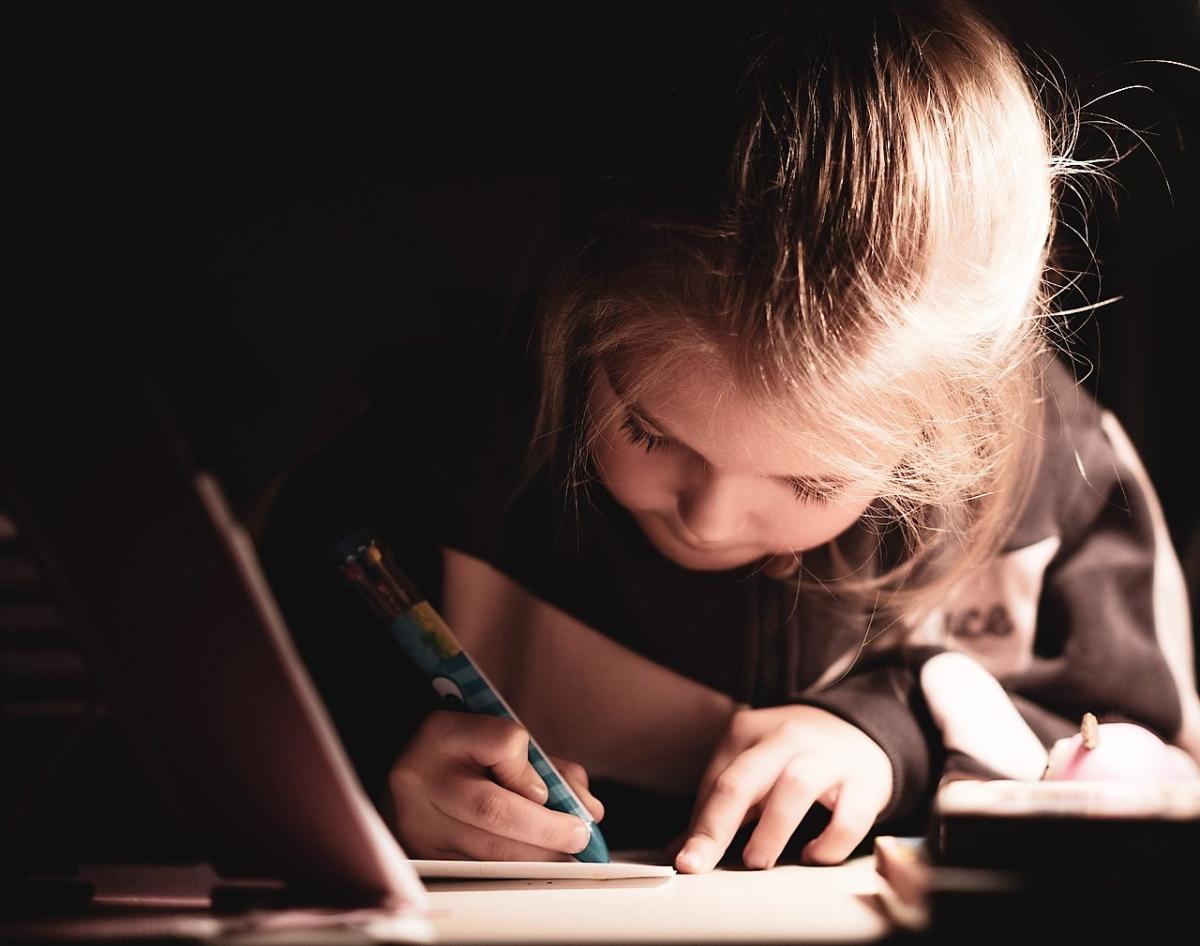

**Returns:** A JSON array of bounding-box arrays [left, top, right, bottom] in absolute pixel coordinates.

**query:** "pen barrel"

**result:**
[[390, 602, 609, 864]]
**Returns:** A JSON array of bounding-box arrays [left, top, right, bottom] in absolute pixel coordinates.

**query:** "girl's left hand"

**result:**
[[674, 704, 893, 872]]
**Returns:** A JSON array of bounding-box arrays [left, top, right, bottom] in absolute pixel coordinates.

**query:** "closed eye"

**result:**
[[620, 414, 673, 453], [620, 401, 846, 504], [783, 477, 842, 506]]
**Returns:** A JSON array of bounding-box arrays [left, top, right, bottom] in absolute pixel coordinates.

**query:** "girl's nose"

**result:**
[[676, 468, 748, 545]]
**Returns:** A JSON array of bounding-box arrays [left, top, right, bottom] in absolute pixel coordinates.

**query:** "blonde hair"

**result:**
[[525, 0, 1085, 626]]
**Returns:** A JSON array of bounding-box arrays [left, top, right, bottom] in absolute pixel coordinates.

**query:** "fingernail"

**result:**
[[675, 845, 704, 872], [529, 780, 549, 802], [743, 849, 771, 870], [570, 821, 592, 854]]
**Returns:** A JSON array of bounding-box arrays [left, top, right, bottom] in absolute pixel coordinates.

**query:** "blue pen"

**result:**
[[334, 526, 610, 864]]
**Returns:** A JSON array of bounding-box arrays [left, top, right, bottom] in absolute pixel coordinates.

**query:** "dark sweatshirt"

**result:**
[[261, 304, 1199, 851]]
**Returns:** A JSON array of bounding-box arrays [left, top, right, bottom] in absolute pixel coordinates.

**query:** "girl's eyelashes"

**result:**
[[624, 408, 849, 506], [620, 414, 673, 453], [620, 411, 842, 505], [784, 478, 839, 506]]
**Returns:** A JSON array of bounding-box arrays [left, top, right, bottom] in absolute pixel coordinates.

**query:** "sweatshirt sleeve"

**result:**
[[258, 404, 445, 817], [258, 327, 541, 816], [797, 360, 1200, 828], [907, 361, 1200, 800], [999, 406, 1200, 761]]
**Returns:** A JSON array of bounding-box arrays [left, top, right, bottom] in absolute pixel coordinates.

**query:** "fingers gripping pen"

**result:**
[[334, 527, 610, 863]]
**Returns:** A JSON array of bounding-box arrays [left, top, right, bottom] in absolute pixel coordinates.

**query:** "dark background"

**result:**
[[4, 0, 1199, 891], [16, 1, 1200, 595]]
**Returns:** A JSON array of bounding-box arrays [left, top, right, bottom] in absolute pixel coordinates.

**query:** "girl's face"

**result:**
[[589, 362, 886, 572]]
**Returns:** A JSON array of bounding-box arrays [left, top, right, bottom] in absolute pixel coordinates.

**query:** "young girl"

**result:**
[[262, 0, 1200, 872]]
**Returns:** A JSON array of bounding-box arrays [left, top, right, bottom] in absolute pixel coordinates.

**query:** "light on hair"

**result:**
[[523, 0, 1105, 629]]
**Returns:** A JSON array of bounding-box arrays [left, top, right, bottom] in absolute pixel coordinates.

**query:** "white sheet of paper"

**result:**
[[411, 859, 676, 880]]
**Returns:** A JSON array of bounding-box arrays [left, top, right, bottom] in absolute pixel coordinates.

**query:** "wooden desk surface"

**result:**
[[422, 852, 894, 944]]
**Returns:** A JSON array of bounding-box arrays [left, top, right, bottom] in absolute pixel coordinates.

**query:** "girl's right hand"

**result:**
[[387, 709, 604, 860]]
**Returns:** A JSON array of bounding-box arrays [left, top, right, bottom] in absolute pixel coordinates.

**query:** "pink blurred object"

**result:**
[[1044, 713, 1200, 782]]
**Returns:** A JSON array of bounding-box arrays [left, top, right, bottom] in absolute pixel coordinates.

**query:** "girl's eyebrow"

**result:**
[[624, 397, 848, 492]]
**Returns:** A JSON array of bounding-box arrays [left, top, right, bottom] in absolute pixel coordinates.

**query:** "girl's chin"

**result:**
[[666, 550, 759, 571], [638, 516, 763, 571]]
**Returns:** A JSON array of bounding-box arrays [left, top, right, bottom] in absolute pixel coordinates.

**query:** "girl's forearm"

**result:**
[[441, 546, 738, 794]]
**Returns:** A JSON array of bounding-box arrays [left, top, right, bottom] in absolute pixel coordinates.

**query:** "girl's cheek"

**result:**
[[779, 498, 872, 549], [594, 442, 674, 510], [591, 438, 631, 497]]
